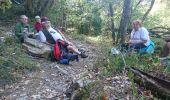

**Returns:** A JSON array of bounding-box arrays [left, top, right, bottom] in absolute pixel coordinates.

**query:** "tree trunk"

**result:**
[[118, 0, 132, 44], [129, 67, 170, 99], [142, 0, 155, 22], [109, 3, 115, 44]]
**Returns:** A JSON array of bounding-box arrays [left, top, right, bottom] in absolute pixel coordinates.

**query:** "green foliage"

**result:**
[[0, 0, 12, 13], [128, 71, 139, 99], [92, 12, 102, 35], [72, 81, 104, 100], [65, 0, 103, 35], [0, 4, 25, 20], [95, 34, 165, 77]]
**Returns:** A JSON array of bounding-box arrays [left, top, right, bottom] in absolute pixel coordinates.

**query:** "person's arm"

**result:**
[[129, 39, 145, 44], [14, 23, 23, 37]]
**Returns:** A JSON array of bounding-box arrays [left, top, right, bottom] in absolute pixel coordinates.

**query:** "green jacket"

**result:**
[[14, 22, 31, 37]]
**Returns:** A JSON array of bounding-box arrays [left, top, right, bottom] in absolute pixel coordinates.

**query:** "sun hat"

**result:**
[[35, 16, 40, 19]]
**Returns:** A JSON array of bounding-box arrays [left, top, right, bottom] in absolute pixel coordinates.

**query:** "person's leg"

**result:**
[[128, 43, 146, 54], [67, 45, 80, 54], [67, 45, 88, 58], [133, 44, 146, 49]]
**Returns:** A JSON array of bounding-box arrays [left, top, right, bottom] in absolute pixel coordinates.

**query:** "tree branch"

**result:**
[[133, 0, 143, 11], [142, 0, 155, 22]]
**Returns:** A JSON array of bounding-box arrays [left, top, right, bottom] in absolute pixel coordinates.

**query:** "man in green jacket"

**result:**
[[14, 15, 33, 43]]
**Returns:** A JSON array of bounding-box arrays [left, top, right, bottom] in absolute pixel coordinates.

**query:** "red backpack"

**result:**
[[53, 39, 68, 60]]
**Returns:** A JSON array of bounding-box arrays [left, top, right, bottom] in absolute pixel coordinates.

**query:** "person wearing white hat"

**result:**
[[34, 16, 42, 32]]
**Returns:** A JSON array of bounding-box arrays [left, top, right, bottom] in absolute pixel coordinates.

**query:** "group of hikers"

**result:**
[[14, 15, 88, 64], [14, 15, 170, 65]]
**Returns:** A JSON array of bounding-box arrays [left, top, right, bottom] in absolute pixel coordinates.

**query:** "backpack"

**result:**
[[54, 39, 68, 60], [139, 40, 155, 54]]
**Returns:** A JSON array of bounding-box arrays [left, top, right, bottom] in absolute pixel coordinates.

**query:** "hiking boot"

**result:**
[[78, 48, 86, 53], [80, 52, 88, 58]]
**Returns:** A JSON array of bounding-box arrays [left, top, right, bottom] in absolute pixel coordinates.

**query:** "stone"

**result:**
[[31, 94, 41, 99], [0, 37, 5, 43], [22, 38, 52, 58]]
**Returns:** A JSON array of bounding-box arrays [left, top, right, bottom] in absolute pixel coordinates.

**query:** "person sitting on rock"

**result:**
[[14, 15, 34, 43], [128, 20, 151, 52], [38, 17, 88, 58], [34, 16, 42, 32]]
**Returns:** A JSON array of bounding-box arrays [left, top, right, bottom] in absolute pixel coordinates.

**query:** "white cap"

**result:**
[[35, 16, 40, 19]]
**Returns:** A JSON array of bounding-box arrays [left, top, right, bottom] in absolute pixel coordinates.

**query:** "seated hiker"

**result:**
[[14, 15, 34, 43], [34, 16, 42, 40], [128, 20, 151, 53], [38, 17, 88, 60], [34, 16, 42, 32]]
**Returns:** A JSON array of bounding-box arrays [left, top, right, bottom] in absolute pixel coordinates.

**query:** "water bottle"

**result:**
[[111, 47, 120, 55], [23, 27, 29, 41]]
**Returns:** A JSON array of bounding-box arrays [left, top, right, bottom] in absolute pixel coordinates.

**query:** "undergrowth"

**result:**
[[0, 37, 38, 85], [95, 35, 169, 77]]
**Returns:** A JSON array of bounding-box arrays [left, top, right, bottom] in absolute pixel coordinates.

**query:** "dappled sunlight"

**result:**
[[85, 35, 101, 44]]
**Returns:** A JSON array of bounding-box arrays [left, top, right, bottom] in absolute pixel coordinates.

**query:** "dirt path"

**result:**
[[1, 36, 97, 99]]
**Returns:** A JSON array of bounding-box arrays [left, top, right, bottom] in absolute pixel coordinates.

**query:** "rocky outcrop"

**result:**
[[22, 38, 52, 58]]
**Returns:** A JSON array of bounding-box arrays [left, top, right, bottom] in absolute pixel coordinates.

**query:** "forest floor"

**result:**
[[0, 23, 133, 100], [1, 22, 169, 99]]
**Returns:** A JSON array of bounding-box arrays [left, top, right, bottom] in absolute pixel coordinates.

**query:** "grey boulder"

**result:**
[[22, 38, 52, 58]]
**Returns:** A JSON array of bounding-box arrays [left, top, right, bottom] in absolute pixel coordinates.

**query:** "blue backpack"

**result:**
[[139, 40, 155, 54]]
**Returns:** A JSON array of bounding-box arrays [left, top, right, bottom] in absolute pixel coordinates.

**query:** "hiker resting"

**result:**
[[14, 15, 34, 43], [34, 16, 42, 32], [38, 17, 88, 58], [128, 20, 150, 53]]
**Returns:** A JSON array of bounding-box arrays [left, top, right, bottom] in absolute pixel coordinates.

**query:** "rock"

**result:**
[[5, 32, 13, 36], [76, 79, 93, 88], [22, 38, 52, 58], [24, 80, 30, 85], [106, 77, 112, 81], [0, 89, 4, 92], [0, 37, 5, 43], [31, 94, 41, 99]]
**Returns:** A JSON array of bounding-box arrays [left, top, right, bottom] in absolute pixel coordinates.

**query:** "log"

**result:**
[[127, 67, 170, 99]]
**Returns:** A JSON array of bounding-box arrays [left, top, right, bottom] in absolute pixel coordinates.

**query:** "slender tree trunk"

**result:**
[[118, 0, 132, 44], [142, 0, 155, 22], [109, 3, 115, 44]]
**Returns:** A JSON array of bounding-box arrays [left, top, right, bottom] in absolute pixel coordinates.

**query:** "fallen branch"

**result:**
[[128, 67, 170, 98]]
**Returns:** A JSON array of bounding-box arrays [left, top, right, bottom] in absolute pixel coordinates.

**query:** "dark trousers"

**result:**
[[130, 43, 146, 50]]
